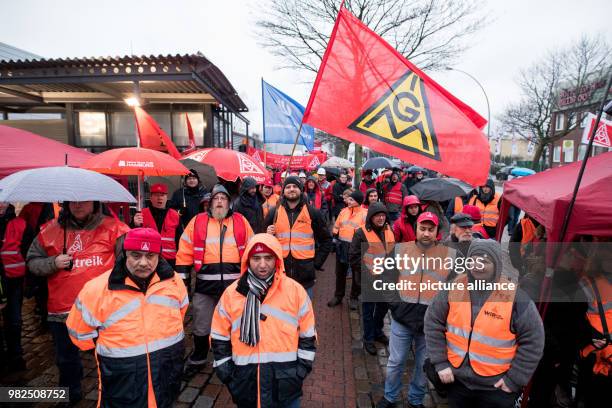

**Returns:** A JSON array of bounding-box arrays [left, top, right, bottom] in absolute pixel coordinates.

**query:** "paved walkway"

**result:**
[[0, 251, 461, 407]]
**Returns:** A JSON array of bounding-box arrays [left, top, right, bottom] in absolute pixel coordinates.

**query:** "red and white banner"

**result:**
[[247, 147, 327, 170], [581, 113, 612, 148]]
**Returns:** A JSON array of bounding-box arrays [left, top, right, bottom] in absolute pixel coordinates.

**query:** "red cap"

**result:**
[[150, 183, 168, 194], [247, 242, 277, 259], [263, 179, 274, 187], [123, 228, 162, 253], [417, 211, 439, 226], [403, 195, 421, 207], [461, 205, 482, 221]]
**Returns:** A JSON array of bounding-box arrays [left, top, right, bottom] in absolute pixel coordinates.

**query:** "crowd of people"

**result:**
[[0, 164, 609, 408]]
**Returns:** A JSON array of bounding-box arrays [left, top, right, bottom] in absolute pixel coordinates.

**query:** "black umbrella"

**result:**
[[409, 177, 474, 202], [362, 157, 394, 170]]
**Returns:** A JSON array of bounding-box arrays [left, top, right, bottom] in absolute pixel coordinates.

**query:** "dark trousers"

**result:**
[[448, 380, 518, 408], [1, 276, 24, 359], [49, 321, 83, 398], [334, 260, 359, 299], [362, 301, 388, 342]]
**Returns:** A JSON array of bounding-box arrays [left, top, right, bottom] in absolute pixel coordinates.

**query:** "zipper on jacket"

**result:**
[[288, 210, 294, 278], [219, 220, 227, 282]]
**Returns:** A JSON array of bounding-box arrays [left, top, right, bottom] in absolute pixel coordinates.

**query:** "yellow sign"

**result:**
[[348, 70, 440, 160]]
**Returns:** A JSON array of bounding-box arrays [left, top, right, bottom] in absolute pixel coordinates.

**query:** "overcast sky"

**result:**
[[2, 0, 610, 139]]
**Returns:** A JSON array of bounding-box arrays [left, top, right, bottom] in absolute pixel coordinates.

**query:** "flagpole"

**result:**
[[286, 121, 305, 171], [262, 78, 268, 166]]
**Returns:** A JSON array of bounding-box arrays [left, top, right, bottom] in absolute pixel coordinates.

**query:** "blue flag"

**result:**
[[262, 79, 314, 150]]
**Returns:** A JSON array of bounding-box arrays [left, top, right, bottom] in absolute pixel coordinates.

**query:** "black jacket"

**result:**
[[169, 184, 208, 227], [233, 177, 265, 234], [264, 198, 332, 289]]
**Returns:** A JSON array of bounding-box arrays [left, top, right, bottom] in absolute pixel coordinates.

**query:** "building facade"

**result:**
[[549, 77, 611, 168], [0, 53, 249, 152]]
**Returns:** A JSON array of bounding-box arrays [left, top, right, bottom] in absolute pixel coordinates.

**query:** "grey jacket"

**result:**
[[424, 269, 544, 392]]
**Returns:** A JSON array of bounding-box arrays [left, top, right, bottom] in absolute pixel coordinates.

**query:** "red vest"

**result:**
[[141, 207, 180, 260], [192, 213, 247, 272], [384, 182, 403, 205], [1, 217, 27, 278], [307, 189, 322, 209], [38, 217, 130, 314]]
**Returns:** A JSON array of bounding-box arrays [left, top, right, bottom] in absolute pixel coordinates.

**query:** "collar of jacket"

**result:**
[[108, 255, 175, 291]]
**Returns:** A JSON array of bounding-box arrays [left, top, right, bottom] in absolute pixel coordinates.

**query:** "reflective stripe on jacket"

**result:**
[[579, 276, 612, 376], [361, 226, 395, 275], [275, 205, 315, 260], [333, 206, 367, 243], [468, 194, 501, 227], [1, 217, 27, 278], [211, 234, 316, 407], [37, 216, 130, 314], [262, 194, 280, 219], [446, 274, 518, 377], [142, 207, 180, 261], [384, 182, 403, 205], [66, 260, 188, 407]]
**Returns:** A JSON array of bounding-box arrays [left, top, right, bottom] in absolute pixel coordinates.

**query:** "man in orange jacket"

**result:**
[[211, 234, 316, 408], [67, 228, 188, 407]]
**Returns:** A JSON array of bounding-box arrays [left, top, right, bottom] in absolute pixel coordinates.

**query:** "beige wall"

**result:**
[[489, 137, 531, 160]]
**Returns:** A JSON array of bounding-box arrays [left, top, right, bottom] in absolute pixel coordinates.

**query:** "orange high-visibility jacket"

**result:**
[[262, 194, 280, 219], [468, 194, 501, 227], [446, 274, 518, 377], [579, 276, 612, 376], [175, 212, 253, 296], [36, 216, 130, 314], [397, 242, 454, 305], [333, 206, 367, 243], [210, 234, 316, 408], [360, 225, 395, 275], [141, 207, 180, 261], [1, 217, 27, 278], [519, 217, 537, 257], [66, 260, 188, 407], [274, 205, 315, 260]]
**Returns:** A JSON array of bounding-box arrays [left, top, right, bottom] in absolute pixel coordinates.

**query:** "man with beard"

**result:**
[[445, 213, 475, 259], [305, 176, 329, 222], [66, 228, 188, 407], [331, 173, 350, 220], [170, 169, 208, 227], [133, 183, 181, 268], [233, 177, 266, 233], [393, 195, 422, 243], [383, 172, 408, 224], [176, 184, 254, 370], [27, 201, 130, 403], [265, 176, 332, 298], [467, 179, 501, 238]]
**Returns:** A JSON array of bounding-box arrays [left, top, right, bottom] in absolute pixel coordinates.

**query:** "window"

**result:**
[[578, 145, 588, 161], [568, 112, 577, 129], [563, 140, 574, 162], [580, 112, 591, 128], [77, 112, 106, 146], [555, 113, 564, 131], [149, 112, 171, 136], [553, 146, 561, 162], [172, 112, 205, 146], [110, 112, 137, 146]]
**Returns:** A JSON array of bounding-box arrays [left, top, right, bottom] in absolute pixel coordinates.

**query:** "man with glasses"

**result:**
[[176, 184, 254, 371]]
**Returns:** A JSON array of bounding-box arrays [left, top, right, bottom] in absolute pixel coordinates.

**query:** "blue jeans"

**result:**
[[362, 302, 388, 342], [384, 318, 427, 405]]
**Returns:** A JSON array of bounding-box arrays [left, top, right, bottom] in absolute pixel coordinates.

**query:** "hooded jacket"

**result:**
[[1, 204, 35, 278], [233, 177, 266, 234], [264, 194, 332, 289], [304, 176, 329, 221], [211, 234, 316, 408], [66, 257, 187, 407], [424, 240, 545, 392], [169, 183, 208, 227]]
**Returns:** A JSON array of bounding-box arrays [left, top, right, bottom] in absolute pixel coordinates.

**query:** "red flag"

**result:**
[[182, 113, 197, 155], [302, 6, 490, 186], [133, 106, 181, 159]]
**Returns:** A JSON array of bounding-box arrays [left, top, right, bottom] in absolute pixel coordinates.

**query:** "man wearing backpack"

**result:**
[[176, 184, 254, 369]]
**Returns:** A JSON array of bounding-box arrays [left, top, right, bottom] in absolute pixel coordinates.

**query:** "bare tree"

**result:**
[[256, 0, 488, 74], [498, 35, 611, 168]]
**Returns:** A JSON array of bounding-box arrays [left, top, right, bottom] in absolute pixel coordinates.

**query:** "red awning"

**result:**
[[497, 151, 612, 243], [0, 125, 94, 179]]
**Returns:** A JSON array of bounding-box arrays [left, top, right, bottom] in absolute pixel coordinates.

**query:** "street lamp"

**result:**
[[446, 67, 490, 140]]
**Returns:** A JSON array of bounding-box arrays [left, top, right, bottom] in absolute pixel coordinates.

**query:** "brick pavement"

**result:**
[[1, 246, 486, 407]]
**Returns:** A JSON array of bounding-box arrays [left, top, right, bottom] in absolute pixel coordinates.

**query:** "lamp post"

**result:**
[[446, 67, 491, 140]]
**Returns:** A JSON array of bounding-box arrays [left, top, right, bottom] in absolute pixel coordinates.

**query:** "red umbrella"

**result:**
[[183, 148, 269, 183], [81, 147, 190, 209]]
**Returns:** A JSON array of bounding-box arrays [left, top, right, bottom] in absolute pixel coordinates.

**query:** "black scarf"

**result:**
[[239, 269, 274, 347]]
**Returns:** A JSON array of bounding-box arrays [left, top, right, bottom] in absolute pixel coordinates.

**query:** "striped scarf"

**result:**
[[239, 269, 274, 347]]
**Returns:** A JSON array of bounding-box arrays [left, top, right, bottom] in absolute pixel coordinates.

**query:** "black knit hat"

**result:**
[[283, 176, 303, 192], [187, 168, 200, 181], [350, 190, 364, 205]]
